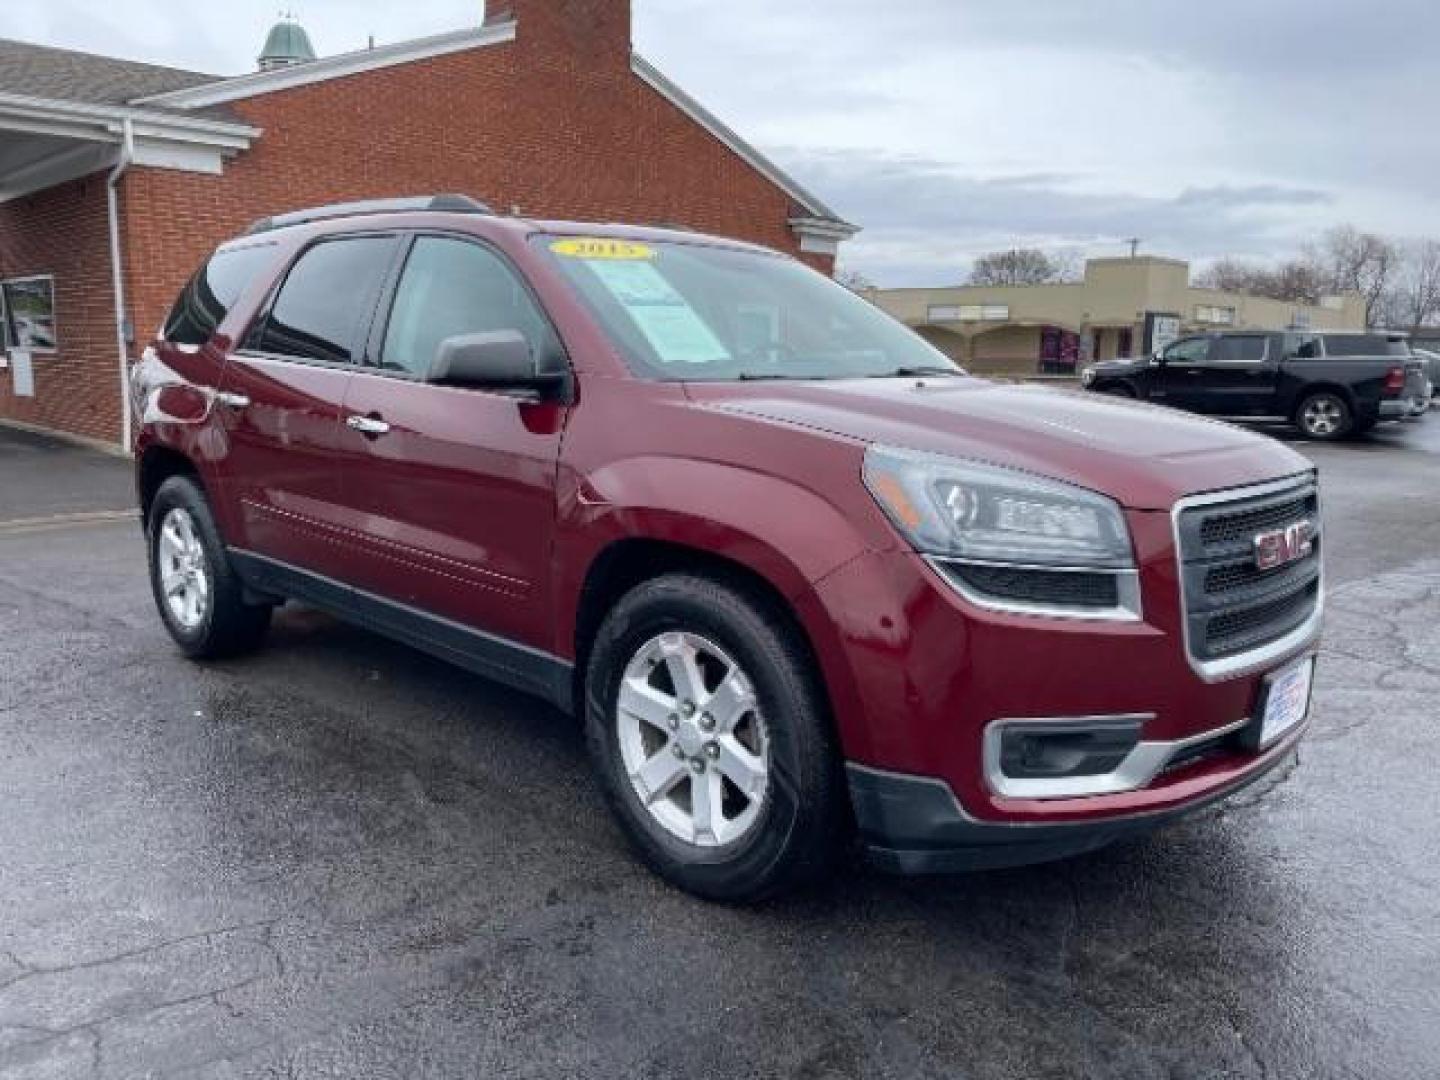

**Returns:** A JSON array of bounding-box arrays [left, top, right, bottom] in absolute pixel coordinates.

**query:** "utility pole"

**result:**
[[1124, 237, 1143, 259]]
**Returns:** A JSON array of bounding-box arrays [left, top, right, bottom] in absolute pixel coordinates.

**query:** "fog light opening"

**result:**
[[997, 719, 1143, 781]]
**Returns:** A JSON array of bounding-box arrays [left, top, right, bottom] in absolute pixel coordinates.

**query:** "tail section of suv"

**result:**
[[133, 197, 1322, 900], [1082, 329, 1411, 439]]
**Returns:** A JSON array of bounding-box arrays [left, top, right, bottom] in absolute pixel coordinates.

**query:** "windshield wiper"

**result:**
[[877, 365, 964, 379]]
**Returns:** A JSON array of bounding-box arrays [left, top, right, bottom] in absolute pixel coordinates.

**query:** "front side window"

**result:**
[[536, 237, 958, 381], [381, 237, 559, 377], [165, 244, 276, 346], [2, 276, 57, 351], [253, 236, 397, 364], [1163, 337, 1211, 364], [1209, 335, 1267, 364]]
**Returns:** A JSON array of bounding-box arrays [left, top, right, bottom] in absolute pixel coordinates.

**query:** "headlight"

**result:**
[[1080, 366, 1096, 386], [862, 446, 1135, 570]]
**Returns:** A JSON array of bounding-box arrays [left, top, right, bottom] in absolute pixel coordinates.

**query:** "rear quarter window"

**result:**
[[1320, 334, 1409, 358], [164, 244, 277, 346]]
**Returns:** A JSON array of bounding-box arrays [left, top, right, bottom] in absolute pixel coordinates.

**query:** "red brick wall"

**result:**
[[0, 174, 125, 444], [4, 0, 839, 443]]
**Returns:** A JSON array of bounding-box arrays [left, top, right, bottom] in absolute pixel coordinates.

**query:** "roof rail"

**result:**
[[245, 194, 493, 235]]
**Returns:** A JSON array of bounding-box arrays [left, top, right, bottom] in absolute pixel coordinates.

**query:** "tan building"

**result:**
[[869, 256, 1367, 377]]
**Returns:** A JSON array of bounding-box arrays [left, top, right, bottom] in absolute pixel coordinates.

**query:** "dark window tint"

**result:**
[[256, 237, 396, 364], [1163, 337, 1211, 364], [1321, 334, 1409, 357], [1210, 335, 1267, 363], [381, 237, 558, 377], [164, 245, 275, 346]]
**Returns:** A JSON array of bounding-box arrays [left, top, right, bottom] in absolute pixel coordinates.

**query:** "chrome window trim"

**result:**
[[982, 714, 1250, 800], [1171, 473, 1324, 683], [925, 556, 1143, 623]]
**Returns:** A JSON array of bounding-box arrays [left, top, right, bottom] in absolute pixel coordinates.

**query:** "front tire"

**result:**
[[147, 476, 271, 659], [1295, 391, 1352, 440], [584, 573, 846, 902]]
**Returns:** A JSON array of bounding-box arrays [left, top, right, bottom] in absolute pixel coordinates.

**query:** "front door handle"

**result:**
[[346, 414, 391, 437], [215, 391, 251, 410]]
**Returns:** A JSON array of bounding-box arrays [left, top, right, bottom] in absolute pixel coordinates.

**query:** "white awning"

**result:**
[[0, 93, 258, 201]]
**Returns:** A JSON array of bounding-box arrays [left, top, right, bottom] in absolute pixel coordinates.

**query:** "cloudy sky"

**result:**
[[5, 0, 1437, 284]]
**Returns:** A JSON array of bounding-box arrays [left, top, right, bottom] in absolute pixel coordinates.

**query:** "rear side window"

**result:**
[[1321, 334, 1409, 357], [380, 237, 559, 377], [163, 245, 275, 346], [1210, 336, 1267, 363], [253, 236, 397, 364]]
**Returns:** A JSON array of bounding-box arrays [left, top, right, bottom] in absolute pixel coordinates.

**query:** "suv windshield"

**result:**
[[534, 236, 960, 381]]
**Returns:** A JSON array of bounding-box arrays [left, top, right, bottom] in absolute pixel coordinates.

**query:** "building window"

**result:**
[[2, 276, 57, 351], [930, 303, 1009, 323], [1195, 304, 1235, 326]]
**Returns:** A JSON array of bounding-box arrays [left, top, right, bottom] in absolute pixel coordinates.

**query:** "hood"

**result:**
[[686, 378, 1312, 511]]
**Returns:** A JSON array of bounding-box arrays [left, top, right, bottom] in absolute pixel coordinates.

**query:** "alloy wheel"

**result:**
[[616, 631, 771, 848], [157, 507, 211, 631], [1301, 396, 1344, 437]]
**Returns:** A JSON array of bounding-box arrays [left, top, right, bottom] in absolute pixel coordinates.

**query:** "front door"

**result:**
[[214, 233, 400, 573], [332, 233, 570, 652], [1151, 336, 1215, 412]]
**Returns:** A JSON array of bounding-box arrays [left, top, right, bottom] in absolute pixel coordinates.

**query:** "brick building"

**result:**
[[0, 0, 857, 446]]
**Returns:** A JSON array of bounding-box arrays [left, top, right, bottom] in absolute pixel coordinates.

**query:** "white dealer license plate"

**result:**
[[1260, 656, 1314, 747]]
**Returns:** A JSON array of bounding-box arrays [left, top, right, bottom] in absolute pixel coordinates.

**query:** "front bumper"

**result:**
[[847, 716, 1306, 873]]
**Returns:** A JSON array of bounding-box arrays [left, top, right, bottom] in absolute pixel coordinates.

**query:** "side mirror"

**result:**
[[1150, 350, 1164, 366], [429, 331, 567, 396]]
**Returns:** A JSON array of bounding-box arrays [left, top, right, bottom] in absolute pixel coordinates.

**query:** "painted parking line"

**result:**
[[0, 509, 139, 536]]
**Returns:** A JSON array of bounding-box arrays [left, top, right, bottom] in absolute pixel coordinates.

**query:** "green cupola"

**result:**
[[258, 15, 317, 72]]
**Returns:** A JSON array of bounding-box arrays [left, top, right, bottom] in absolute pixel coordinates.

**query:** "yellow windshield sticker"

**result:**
[[550, 238, 656, 261]]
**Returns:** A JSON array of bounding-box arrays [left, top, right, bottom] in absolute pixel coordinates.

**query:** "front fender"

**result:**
[[551, 453, 893, 656]]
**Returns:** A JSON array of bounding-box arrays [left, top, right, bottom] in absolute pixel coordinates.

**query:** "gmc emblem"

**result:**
[[1254, 520, 1315, 572]]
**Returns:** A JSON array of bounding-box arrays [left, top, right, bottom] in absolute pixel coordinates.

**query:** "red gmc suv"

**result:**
[[133, 196, 1322, 901]]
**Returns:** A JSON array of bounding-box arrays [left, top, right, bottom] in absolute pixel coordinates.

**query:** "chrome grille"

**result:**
[[1175, 477, 1322, 672]]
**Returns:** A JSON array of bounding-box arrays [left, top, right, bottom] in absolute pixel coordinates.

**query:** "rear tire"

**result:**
[[1294, 391, 1352, 440], [584, 573, 846, 902], [147, 475, 271, 659]]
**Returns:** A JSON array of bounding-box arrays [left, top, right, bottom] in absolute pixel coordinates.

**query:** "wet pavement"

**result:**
[[0, 418, 1437, 1079]]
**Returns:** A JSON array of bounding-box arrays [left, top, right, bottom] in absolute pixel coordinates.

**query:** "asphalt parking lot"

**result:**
[[1, 417, 1437, 1079]]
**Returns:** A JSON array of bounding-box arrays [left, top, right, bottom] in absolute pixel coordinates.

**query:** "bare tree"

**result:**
[[968, 248, 1068, 286], [1308, 225, 1399, 326], [834, 266, 875, 293], [1384, 239, 1440, 330], [1195, 257, 1322, 304], [1194, 258, 1264, 294]]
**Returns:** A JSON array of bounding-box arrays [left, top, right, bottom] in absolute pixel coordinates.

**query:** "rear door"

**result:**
[[331, 232, 571, 652], [1201, 333, 1277, 416], [213, 233, 401, 573]]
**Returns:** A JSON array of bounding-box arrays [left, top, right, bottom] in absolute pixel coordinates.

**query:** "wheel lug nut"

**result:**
[[667, 713, 679, 730], [704, 742, 720, 760], [699, 713, 715, 731], [680, 701, 696, 718], [673, 745, 686, 759], [690, 758, 706, 773]]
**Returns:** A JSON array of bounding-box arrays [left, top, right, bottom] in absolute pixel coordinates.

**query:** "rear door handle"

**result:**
[[215, 391, 250, 410], [346, 415, 391, 437]]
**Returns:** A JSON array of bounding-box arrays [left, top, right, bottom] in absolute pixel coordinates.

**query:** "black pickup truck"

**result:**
[[1080, 330, 1412, 440]]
